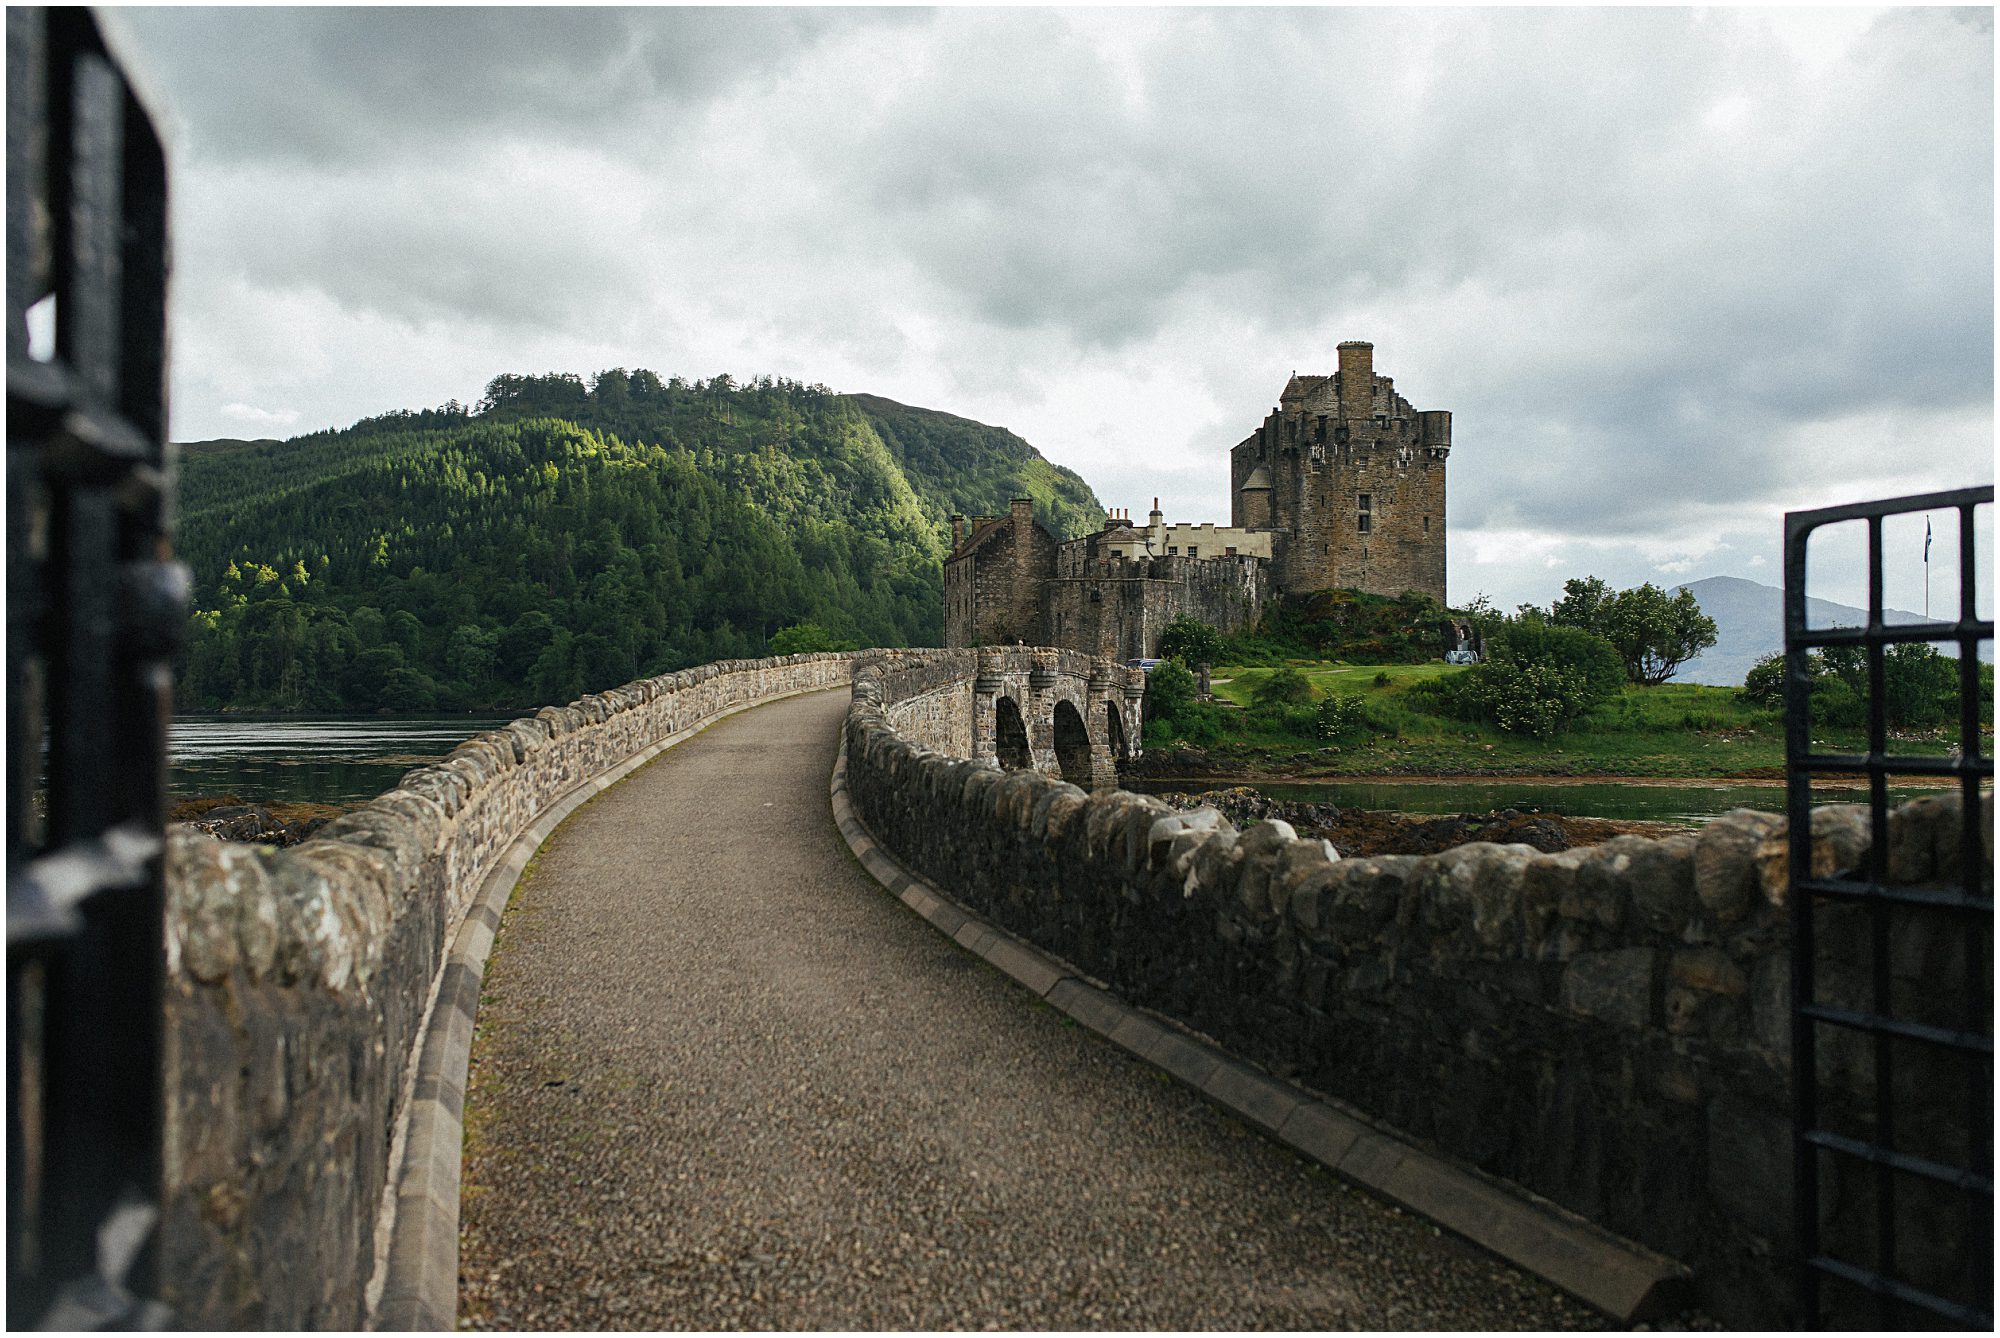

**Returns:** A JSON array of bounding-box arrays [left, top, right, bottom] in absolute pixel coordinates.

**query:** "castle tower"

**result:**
[[1228, 341, 1449, 603]]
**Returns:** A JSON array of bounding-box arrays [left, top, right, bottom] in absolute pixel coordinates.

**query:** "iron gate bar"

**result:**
[[1795, 1004, 1990, 1053], [1801, 1131, 1993, 1196], [1808, 1255, 1989, 1330], [6, 6, 178, 1328], [1783, 483, 1993, 1331], [1798, 879, 1992, 914]]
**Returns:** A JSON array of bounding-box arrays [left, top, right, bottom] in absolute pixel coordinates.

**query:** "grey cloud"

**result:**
[[105, 5, 1989, 607], [116, 6, 918, 166]]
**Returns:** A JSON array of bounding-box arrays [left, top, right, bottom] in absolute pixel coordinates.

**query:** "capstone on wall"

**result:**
[[844, 657, 1990, 1328]]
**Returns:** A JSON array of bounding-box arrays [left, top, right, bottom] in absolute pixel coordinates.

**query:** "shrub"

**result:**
[[1420, 660, 1595, 738], [1490, 618, 1625, 705], [1746, 644, 1975, 729], [1251, 666, 1317, 709], [1144, 658, 1199, 724], [1143, 700, 1228, 747], [1372, 671, 1392, 688], [1315, 694, 1368, 740], [1739, 652, 1786, 709], [1157, 618, 1224, 667]]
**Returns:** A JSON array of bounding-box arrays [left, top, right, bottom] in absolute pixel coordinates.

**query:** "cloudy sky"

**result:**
[[106, 5, 1992, 614]]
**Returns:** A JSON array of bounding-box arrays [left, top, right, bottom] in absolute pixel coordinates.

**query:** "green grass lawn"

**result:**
[[1174, 661, 1973, 779]]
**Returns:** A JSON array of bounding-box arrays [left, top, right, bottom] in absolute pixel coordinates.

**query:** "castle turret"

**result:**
[[1240, 465, 1273, 529]]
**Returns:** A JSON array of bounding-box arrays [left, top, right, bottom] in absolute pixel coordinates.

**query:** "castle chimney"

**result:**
[[1337, 340, 1374, 415], [1010, 497, 1033, 529], [950, 513, 965, 549], [1149, 497, 1165, 554]]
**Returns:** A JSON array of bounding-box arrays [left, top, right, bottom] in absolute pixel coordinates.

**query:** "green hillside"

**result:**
[[171, 371, 1102, 713]]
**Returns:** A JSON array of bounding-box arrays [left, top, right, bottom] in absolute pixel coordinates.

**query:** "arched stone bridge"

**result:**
[[970, 647, 1145, 788], [853, 647, 1143, 792]]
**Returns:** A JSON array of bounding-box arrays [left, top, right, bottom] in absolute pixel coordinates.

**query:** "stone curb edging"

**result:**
[[371, 683, 837, 1331], [827, 741, 1694, 1325]]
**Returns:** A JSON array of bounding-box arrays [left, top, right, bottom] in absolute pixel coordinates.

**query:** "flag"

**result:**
[[1925, 517, 1932, 561]]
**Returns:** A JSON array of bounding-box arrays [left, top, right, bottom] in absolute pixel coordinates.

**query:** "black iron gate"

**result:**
[[7, 8, 182, 1327], [1784, 486, 1993, 1329]]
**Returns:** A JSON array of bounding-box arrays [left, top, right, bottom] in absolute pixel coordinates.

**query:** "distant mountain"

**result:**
[[1669, 574, 1985, 686]]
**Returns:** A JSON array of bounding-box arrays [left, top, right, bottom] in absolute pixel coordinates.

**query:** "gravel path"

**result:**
[[456, 689, 1607, 1330]]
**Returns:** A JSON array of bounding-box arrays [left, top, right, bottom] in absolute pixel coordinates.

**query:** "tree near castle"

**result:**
[[1551, 577, 1718, 686]]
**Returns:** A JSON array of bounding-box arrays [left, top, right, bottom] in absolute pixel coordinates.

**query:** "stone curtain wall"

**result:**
[[160, 653, 858, 1328], [845, 655, 1990, 1327], [1042, 552, 1268, 661]]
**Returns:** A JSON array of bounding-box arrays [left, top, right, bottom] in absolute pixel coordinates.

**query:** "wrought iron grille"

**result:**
[[7, 8, 182, 1327], [1784, 486, 1993, 1329]]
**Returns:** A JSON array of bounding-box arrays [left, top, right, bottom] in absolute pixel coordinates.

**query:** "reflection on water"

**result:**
[[170, 714, 517, 807], [1124, 777, 1962, 826]]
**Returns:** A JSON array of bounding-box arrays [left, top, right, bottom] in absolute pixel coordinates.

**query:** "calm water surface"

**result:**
[[170, 714, 517, 807]]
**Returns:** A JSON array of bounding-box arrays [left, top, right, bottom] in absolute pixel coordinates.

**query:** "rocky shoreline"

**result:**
[[168, 794, 350, 847], [1150, 785, 1684, 857]]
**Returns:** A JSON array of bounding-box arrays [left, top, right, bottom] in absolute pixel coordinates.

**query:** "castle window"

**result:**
[[1225, 546, 1237, 557], [1423, 515, 1430, 532], [1358, 514, 1371, 534], [1358, 493, 1372, 511], [1188, 546, 1199, 558], [1167, 546, 1178, 556]]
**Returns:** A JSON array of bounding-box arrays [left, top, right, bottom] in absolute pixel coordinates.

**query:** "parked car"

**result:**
[[1124, 658, 1164, 674]]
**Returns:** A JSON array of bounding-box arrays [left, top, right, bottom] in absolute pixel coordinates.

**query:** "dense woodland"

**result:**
[[173, 371, 1102, 712]]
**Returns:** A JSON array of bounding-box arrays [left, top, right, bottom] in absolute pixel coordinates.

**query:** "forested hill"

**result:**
[[172, 371, 1104, 713]]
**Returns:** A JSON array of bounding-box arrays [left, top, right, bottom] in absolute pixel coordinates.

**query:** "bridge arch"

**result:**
[[1051, 700, 1093, 787], [993, 694, 1032, 770], [1104, 699, 1130, 761]]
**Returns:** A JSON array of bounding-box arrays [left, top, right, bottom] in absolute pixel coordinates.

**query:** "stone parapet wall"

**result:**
[[845, 655, 1989, 1326], [161, 653, 860, 1329]]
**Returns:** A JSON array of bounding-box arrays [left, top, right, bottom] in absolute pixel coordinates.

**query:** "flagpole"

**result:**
[[1924, 514, 1931, 618]]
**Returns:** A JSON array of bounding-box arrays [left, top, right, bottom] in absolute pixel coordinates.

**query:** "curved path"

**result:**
[[456, 689, 1603, 1330]]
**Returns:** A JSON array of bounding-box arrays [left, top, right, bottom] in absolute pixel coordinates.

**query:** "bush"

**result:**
[[1315, 694, 1367, 740], [1143, 700, 1228, 747], [1739, 652, 1786, 709], [1420, 660, 1596, 738], [1471, 662, 1593, 738], [1372, 671, 1392, 688], [1157, 618, 1224, 667], [1490, 618, 1625, 705], [1251, 666, 1317, 709], [1144, 658, 1199, 724], [1747, 644, 1976, 729]]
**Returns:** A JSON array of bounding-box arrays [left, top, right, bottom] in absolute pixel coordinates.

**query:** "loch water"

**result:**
[[170, 714, 517, 807]]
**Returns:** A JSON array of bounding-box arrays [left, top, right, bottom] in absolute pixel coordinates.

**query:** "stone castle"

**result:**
[[944, 340, 1451, 658]]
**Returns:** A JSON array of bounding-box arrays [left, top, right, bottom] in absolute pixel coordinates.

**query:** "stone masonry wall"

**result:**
[[1042, 553, 1267, 660], [845, 655, 1990, 1327], [160, 653, 860, 1329]]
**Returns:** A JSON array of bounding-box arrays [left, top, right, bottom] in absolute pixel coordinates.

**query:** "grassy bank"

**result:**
[[1155, 662, 1976, 779]]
